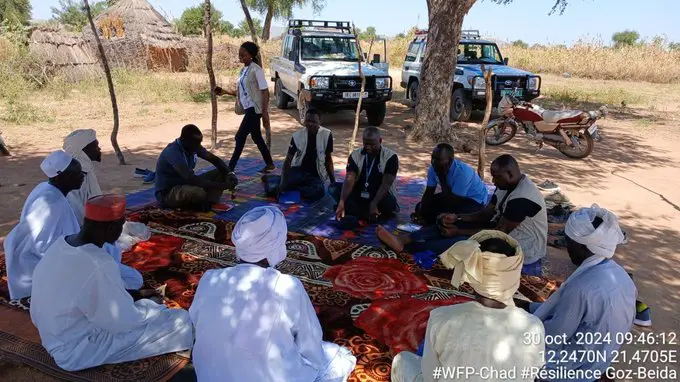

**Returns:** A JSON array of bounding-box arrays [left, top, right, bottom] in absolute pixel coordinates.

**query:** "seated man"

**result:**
[[391, 231, 545, 382], [155, 124, 237, 211], [30, 195, 193, 372], [519, 205, 636, 378], [332, 127, 399, 226], [413, 143, 488, 224], [378, 154, 547, 275], [63, 129, 143, 290], [3, 151, 84, 300], [279, 108, 335, 201], [190, 206, 356, 382]]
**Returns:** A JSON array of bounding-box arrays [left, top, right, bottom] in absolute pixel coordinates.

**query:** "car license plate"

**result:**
[[501, 89, 523, 97], [588, 124, 598, 134], [342, 92, 368, 99]]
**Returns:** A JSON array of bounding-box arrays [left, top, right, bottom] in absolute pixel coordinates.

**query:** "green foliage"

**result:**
[[239, 18, 263, 38], [177, 4, 224, 36], [245, 0, 325, 21], [612, 30, 640, 47], [0, 0, 31, 25], [669, 42, 680, 51], [359, 26, 377, 41], [512, 40, 529, 49], [51, 0, 109, 32]]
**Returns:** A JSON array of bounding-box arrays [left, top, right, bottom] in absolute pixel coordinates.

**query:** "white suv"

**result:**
[[270, 20, 393, 125]]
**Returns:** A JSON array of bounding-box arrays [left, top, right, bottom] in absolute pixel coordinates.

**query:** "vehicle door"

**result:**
[[279, 35, 298, 92], [402, 38, 424, 86]]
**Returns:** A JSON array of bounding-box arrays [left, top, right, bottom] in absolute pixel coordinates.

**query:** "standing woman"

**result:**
[[217, 42, 275, 173]]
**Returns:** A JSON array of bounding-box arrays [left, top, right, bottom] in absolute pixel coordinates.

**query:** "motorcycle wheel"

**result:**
[[557, 131, 595, 159], [485, 119, 518, 146]]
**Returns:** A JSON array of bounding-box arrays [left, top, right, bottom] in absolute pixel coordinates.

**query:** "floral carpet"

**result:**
[[0, 207, 559, 382]]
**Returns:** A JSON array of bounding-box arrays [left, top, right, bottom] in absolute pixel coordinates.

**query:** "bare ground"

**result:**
[[1, 73, 679, 380]]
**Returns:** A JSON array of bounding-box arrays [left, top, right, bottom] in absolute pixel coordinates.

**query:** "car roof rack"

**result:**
[[287, 19, 353, 34], [461, 30, 481, 39]]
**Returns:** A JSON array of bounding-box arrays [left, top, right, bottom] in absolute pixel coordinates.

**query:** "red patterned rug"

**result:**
[[0, 208, 560, 382]]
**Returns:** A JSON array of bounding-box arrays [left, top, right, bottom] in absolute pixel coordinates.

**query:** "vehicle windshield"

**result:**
[[301, 37, 359, 61], [457, 42, 503, 64]]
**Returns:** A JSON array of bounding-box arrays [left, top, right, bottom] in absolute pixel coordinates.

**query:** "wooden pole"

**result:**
[[477, 65, 493, 178], [348, 25, 373, 156], [84, 0, 125, 165], [204, 0, 218, 149]]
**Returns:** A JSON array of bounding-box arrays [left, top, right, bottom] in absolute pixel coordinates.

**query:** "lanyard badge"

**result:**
[[361, 156, 376, 199]]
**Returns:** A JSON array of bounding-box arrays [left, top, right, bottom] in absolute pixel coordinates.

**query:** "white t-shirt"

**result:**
[[239, 63, 268, 110]]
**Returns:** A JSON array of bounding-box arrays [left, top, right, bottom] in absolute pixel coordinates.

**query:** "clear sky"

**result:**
[[31, 0, 680, 45]]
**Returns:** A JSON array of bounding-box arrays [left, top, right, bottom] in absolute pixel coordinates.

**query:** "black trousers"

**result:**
[[329, 182, 398, 221], [229, 107, 274, 170], [415, 192, 485, 225]]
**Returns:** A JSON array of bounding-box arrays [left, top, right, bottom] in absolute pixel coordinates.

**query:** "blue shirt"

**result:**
[[530, 259, 636, 381], [426, 159, 488, 205], [154, 139, 207, 200]]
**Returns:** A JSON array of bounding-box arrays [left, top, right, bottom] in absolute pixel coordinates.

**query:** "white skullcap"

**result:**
[[565, 204, 625, 259], [41, 150, 74, 178], [440, 230, 524, 306], [63, 129, 97, 155], [232, 206, 288, 267]]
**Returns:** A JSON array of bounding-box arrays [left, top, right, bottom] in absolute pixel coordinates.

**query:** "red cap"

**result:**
[[85, 194, 126, 222]]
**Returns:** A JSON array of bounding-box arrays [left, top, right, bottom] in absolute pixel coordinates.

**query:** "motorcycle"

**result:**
[[485, 93, 607, 159]]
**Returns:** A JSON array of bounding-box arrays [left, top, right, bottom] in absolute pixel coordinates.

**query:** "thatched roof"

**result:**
[[86, 0, 184, 49], [29, 25, 101, 81]]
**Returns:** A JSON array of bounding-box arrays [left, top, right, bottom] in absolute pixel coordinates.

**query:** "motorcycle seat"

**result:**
[[542, 110, 583, 123]]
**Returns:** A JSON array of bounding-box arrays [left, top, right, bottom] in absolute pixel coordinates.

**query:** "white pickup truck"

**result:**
[[270, 20, 393, 125]]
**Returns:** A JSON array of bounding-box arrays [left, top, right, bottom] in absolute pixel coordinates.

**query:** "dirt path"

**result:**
[[1, 98, 679, 379]]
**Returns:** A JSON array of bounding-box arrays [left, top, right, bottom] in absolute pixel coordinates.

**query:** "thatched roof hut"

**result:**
[[83, 0, 187, 72], [29, 25, 101, 81]]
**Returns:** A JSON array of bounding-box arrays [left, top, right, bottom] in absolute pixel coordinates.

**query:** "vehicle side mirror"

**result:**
[[372, 54, 381, 64], [288, 50, 297, 62], [503, 57, 509, 65]]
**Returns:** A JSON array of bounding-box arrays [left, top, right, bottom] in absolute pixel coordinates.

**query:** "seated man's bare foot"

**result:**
[[377, 225, 405, 252]]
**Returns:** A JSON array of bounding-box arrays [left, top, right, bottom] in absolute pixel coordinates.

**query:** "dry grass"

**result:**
[[502, 44, 680, 83]]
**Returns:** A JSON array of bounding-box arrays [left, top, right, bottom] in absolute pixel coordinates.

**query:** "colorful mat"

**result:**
[[0, 209, 559, 382]]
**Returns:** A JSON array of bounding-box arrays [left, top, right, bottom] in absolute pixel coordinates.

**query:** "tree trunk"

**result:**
[[262, 4, 273, 41], [84, 0, 125, 165], [204, 0, 218, 149], [411, 0, 477, 142], [477, 65, 493, 178]]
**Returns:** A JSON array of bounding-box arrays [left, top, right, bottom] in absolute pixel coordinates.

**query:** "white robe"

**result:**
[[392, 302, 545, 382], [30, 237, 193, 371], [189, 264, 356, 382], [3, 183, 142, 298], [3, 182, 81, 300]]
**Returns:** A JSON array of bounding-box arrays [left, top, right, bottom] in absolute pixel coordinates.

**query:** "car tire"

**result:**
[[275, 78, 290, 109], [450, 88, 473, 122], [366, 102, 387, 126], [408, 80, 419, 104]]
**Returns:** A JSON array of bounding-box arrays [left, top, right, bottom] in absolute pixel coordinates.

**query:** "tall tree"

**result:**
[[177, 4, 223, 36], [51, 0, 108, 32], [0, 0, 31, 25], [204, 0, 218, 149], [245, 0, 325, 41], [612, 30, 640, 47], [84, 0, 125, 165], [412, 0, 569, 141]]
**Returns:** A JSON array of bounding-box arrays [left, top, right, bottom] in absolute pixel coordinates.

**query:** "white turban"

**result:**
[[41, 150, 74, 178], [564, 204, 625, 259], [63, 129, 97, 154], [232, 206, 288, 267], [440, 230, 524, 306]]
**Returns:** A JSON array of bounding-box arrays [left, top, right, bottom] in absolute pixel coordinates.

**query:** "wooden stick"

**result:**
[[348, 25, 373, 156], [477, 65, 493, 178], [84, 0, 125, 165], [204, 0, 218, 149]]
